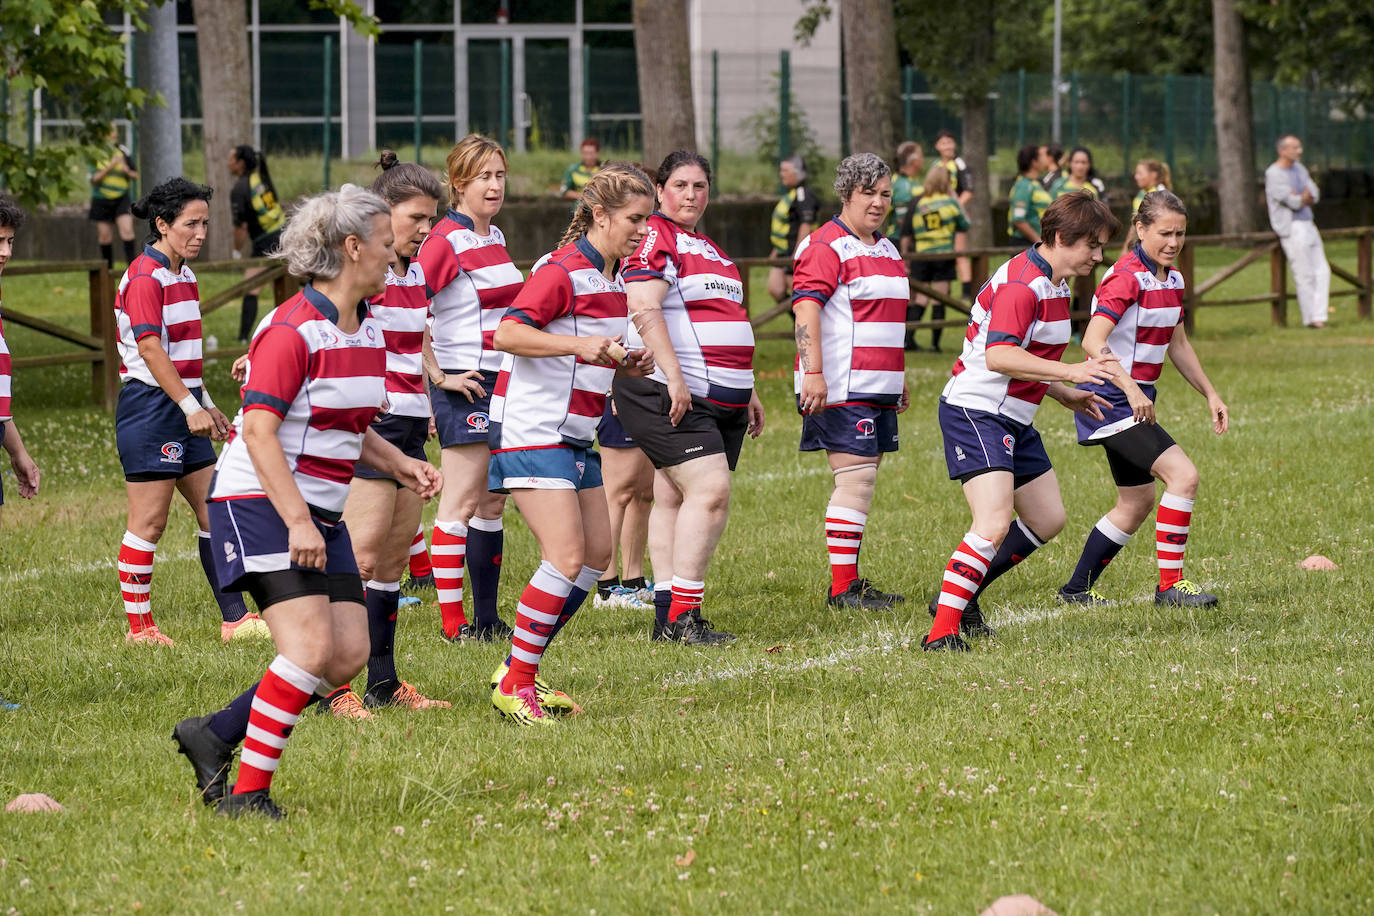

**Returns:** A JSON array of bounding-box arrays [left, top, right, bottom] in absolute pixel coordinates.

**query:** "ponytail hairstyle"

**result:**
[[276, 184, 390, 281], [233, 144, 277, 198], [921, 162, 951, 197], [444, 133, 507, 210], [1139, 158, 1173, 191], [371, 149, 443, 207], [131, 177, 213, 242], [557, 162, 655, 249], [1134, 189, 1188, 230]]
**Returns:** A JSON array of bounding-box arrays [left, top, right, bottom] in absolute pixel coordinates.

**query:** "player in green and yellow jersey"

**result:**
[[1050, 147, 1106, 200], [228, 145, 286, 342], [767, 155, 821, 307], [1007, 144, 1054, 244], [88, 125, 139, 269], [884, 141, 924, 244], [560, 137, 602, 201], [1121, 157, 1172, 255], [900, 164, 970, 351]]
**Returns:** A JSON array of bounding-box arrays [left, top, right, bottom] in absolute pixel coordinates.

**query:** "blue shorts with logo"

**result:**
[[488, 445, 604, 493], [799, 402, 899, 458], [115, 380, 219, 481], [938, 399, 1053, 485], [429, 369, 498, 449], [0, 421, 7, 505], [596, 400, 636, 449], [208, 495, 359, 593], [354, 412, 430, 484]]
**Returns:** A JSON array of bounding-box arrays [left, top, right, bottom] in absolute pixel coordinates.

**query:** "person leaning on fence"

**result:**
[[89, 124, 139, 269], [1057, 189, 1227, 611], [792, 152, 910, 613], [113, 178, 252, 648], [561, 137, 602, 202], [176, 185, 442, 819], [1266, 134, 1331, 328], [0, 195, 41, 538], [767, 155, 820, 307], [899, 164, 970, 353], [228, 145, 287, 343], [1007, 144, 1053, 244]]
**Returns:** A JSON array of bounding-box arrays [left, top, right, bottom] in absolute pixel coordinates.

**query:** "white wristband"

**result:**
[[178, 394, 202, 418], [200, 388, 216, 410]]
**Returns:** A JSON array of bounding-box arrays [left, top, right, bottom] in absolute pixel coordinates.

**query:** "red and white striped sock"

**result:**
[[1156, 491, 1194, 592], [928, 532, 996, 641], [667, 576, 706, 623], [501, 561, 574, 694], [825, 504, 867, 596], [118, 531, 157, 633], [431, 519, 468, 636], [233, 655, 320, 795], [408, 524, 433, 579]]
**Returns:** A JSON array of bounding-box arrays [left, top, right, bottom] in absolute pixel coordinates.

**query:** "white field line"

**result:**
[[661, 603, 1077, 688], [0, 548, 198, 585]]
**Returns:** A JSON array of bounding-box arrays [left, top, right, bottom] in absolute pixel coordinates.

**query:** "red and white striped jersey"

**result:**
[[791, 218, 908, 407], [417, 210, 523, 373], [367, 261, 430, 418], [622, 212, 754, 407], [115, 246, 203, 390], [490, 237, 627, 451], [210, 285, 386, 518], [1090, 246, 1183, 384], [0, 284, 11, 422], [942, 246, 1071, 425]]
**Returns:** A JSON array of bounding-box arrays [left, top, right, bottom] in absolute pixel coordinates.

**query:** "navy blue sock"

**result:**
[[1065, 517, 1133, 593], [365, 583, 400, 692], [198, 532, 250, 623], [207, 682, 257, 745], [467, 518, 504, 628], [654, 586, 671, 629], [976, 520, 1046, 598], [548, 566, 599, 644]]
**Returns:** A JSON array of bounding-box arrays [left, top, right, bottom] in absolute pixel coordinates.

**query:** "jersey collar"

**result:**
[[303, 283, 368, 325], [575, 235, 610, 274], [142, 244, 172, 270], [1026, 243, 1054, 279], [1132, 244, 1160, 276], [446, 209, 476, 231]]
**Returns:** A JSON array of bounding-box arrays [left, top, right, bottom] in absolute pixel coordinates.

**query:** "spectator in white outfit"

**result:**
[[1265, 134, 1330, 328]]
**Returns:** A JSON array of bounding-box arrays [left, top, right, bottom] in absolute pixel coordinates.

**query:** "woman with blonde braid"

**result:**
[[487, 164, 657, 724]]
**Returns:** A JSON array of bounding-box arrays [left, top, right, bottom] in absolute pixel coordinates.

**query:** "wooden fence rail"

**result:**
[[6, 230, 1371, 410]]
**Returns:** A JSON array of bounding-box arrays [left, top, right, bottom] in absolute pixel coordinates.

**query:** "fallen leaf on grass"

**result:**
[[675, 850, 696, 867]]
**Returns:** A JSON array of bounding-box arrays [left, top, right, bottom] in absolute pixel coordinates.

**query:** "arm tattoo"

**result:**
[[795, 323, 813, 371]]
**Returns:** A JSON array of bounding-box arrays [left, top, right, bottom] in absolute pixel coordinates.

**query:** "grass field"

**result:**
[[0, 244, 1372, 914]]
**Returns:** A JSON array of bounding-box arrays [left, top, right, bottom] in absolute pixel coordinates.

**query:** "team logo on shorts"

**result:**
[[159, 441, 183, 463], [955, 446, 967, 461], [575, 460, 586, 476], [466, 412, 490, 432], [223, 541, 238, 563], [855, 418, 876, 440], [1002, 434, 1015, 456]]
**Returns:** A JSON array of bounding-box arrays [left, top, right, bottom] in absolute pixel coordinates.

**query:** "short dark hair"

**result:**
[[131, 177, 213, 242], [581, 137, 600, 151], [0, 194, 26, 231], [655, 150, 712, 188], [935, 129, 957, 143], [1016, 144, 1040, 174], [1041, 191, 1120, 248], [1045, 144, 1064, 163]]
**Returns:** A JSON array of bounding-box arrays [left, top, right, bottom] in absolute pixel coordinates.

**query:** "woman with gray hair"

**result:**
[[173, 185, 442, 818], [792, 152, 911, 612]]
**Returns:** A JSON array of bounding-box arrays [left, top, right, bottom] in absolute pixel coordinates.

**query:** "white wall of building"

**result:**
[[688, 0, 843, 157]]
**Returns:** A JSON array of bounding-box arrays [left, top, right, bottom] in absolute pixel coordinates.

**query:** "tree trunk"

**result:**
[[841, 0, 902, 160], [1212, 0, 1258, 234], [632, 0, 695, 171], [962, 94, 992, 249], [136, 0, 183, 189], [192, 0, 253, 260]]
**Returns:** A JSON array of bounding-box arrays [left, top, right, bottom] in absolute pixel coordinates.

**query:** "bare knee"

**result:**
[[545, 549, 585, 582], [1163, 465, 1199, 500], [1030, 508, 1066, 541]]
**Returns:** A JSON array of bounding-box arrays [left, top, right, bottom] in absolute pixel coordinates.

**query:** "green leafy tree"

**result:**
[[0, 1, 150, 208], [1245, 2, 1374, 109]]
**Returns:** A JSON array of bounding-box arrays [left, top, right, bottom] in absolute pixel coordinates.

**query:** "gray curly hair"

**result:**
[[276, 184, 391, 281], [833, 152, 892, 203]]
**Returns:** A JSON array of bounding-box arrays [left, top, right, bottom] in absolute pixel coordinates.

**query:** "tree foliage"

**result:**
[[1245, 1, 1374, 108], [0, 0, 150, 209]]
